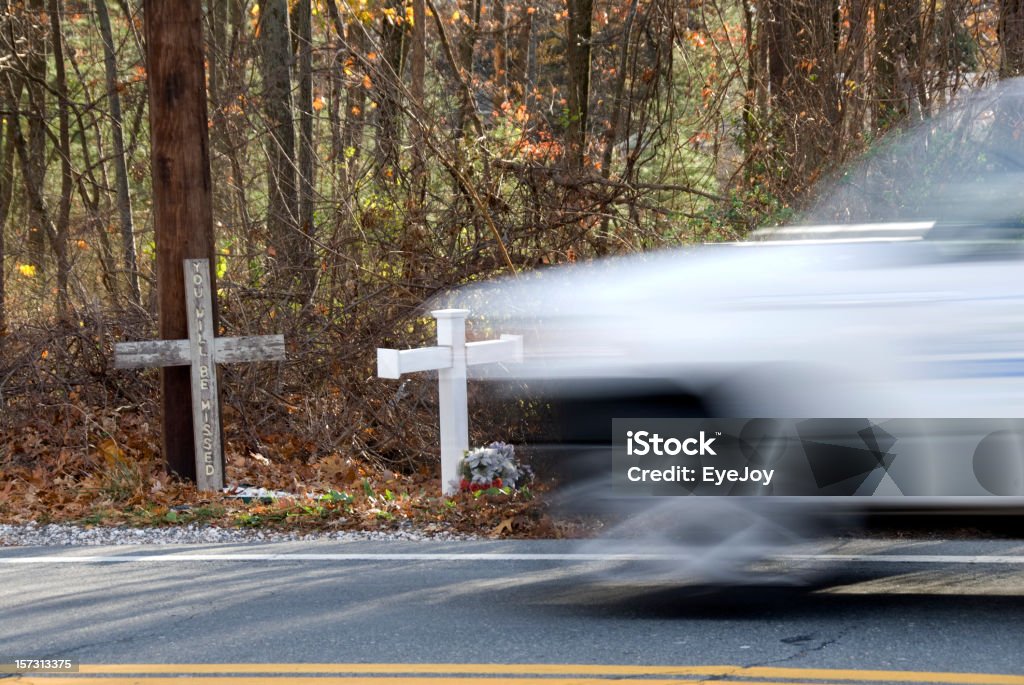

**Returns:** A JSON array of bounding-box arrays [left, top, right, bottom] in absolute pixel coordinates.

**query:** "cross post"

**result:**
[[114, 259, 286, 491], [377, 309, 523, 494]]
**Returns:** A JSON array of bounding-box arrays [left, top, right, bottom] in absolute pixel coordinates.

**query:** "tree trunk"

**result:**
[[259, 0, 301, 283], [48, 0, 72, 318], [12, 121, 61, 305], [454, 0, 480, 138], [761, 0, 841, 195], [492, 0, 507, 106], [838, 0, 871, 151], [208, 0, 228, 113], [410, 0, 426, 191], [742, 0, 759, 155], [206, 0, 234, 285], [376, 0, 407, 179], [343, 25, 367, 186], [1000, 0, 1024, 77], [513, 6, 534, 102], [25, 0, 47, 272], [325, 0, 366, 191], [292, 0, 316, 297], [223, 0, 259, 285], [405, 0, 427, 277], [0, 84, 16, 337], [143, 0, 219, 483], [600, 0, 639, 179], [565, 0, 593, 170], [96, 0, 142, 306], [874, 0, 922, 129]]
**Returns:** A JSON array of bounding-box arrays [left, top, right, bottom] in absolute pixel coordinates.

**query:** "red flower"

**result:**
[[460, 477, 506, 493]]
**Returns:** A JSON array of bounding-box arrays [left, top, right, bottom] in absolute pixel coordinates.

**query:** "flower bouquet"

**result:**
[[457, 442, 522, 493]]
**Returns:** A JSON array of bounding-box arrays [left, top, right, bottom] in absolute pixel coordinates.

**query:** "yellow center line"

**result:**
[[9, 677, 760, 685], [61, 663, 1024, 679], [75, 664, 729, 675], [13, 664, 1014, 685], [745, 668, 1024, 685]]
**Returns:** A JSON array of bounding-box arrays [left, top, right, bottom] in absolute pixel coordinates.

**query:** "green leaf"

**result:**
[[323, 490, 353, 504]]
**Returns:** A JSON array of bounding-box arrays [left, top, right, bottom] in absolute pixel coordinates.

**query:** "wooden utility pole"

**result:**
[[144, 0, 218, 483]]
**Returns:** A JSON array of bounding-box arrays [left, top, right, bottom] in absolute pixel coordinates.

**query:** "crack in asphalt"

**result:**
[[756, 624, 856, 667], [687, 624, 856, 683]]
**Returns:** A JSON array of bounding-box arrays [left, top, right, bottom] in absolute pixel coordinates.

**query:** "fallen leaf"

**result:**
[[491, 517, 514, 537]]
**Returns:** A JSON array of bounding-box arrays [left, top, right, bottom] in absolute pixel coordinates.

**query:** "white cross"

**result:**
[[114, 259, 285, 491], [377, 309, 523, 495]]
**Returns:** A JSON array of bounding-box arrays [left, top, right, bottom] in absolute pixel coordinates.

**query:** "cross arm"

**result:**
[[114, 335, 287, 369], [114, 340, 191, 368], [215, 335, 286, 363], [465, 335, 523, 366], [377, 346, 452, 379]]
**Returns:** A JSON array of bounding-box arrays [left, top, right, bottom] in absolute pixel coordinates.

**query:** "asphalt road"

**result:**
[[2, 537, 1024, 684]]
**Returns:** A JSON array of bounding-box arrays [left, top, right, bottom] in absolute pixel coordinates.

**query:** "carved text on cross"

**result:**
[[114, 259, 285, 491]]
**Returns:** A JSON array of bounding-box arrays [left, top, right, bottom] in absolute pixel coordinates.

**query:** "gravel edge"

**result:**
[[0, 522, 480, 546]]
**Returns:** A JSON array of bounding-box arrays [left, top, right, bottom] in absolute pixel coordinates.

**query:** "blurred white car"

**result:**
[[446, 79, 1024, 509]]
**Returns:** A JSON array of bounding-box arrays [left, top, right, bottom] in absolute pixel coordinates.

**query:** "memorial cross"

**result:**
[[377, 309, 523, 495], [114, 259, 286, 491]]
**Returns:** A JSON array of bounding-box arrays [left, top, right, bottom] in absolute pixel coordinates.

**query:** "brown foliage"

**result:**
[[0, 0, 1016, 518]]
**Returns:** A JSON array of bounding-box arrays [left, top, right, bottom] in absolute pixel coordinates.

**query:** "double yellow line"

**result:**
[[10, 664, 1024, 685]]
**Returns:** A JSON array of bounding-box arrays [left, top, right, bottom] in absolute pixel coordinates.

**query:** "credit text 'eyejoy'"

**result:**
[[625, 430, 717, 456]]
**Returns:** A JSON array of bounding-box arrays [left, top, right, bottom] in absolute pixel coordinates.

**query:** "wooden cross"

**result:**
[[377, 309, 523, 495], [114, 259, 285, 491]]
